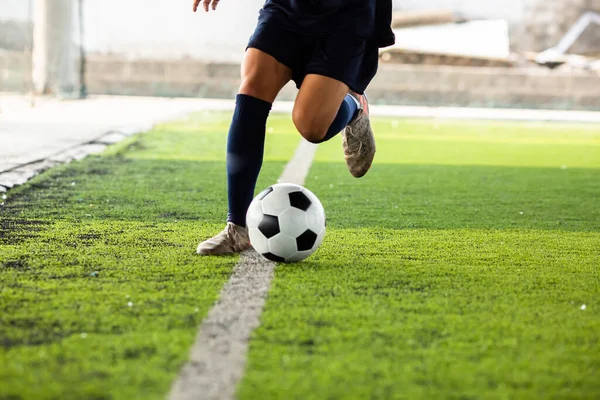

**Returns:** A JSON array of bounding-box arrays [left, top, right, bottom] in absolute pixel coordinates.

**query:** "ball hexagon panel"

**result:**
[[278, 207, 309, 239], [303, 188, 326, 231], [246, 197, 264, 229], [258, 214, 280, 238], [261, 190, 291, 216], [256, 186, 273, 201], [267, 233, 298, 259], [288, 191, 312, 211], [248, 227, 269, 254], [306, 208, 325, 234], [272, 182, 303, 195], [285, 249, 315, 263], [313, 227, 326, 251], [302, 187, 324, 209]]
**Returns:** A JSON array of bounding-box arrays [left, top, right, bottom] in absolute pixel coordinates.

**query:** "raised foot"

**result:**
[[341, 92, 375, 178]]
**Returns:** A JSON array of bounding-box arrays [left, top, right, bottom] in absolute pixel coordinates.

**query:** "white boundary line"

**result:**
[[168, 140, 318, 400]]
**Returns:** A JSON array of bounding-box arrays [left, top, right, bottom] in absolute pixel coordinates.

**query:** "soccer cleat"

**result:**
[[196, 222, 251, 255], [341, 92, 376, 178]]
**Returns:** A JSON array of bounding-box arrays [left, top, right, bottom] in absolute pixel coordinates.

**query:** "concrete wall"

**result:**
[[2, 50, 599, 111], [2, 0, 598, 110]]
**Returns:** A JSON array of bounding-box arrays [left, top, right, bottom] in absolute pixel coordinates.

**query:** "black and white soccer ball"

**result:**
[[246, 183, 326, 263]]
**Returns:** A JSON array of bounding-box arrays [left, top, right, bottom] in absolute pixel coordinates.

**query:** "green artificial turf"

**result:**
[[0, 111, 299, 400], [2, 112, 600, 400], [238, 119, 600, 399]]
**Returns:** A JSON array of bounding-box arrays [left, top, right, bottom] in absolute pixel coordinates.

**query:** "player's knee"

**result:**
[[239, 75, 278, 103], [238, 77, 269, 100], [300, 130, 326, 144], [292, 112, 328, 143]]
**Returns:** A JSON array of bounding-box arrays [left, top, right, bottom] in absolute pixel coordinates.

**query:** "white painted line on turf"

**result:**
[[367, 105, 600, 123], [277, 140, 319, 184], [168, 139, 318, 400]]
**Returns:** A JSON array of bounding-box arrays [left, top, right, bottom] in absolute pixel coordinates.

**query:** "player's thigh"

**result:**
[[292, 74, 349, 143], [239, 48, 292, 103]]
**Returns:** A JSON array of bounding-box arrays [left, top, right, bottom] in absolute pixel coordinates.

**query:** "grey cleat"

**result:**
[[196, 222, 251, 256], [341, 92, 376, 178]]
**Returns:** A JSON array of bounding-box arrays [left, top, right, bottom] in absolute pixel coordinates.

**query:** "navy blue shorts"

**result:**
[[247, 12, 379, 94]]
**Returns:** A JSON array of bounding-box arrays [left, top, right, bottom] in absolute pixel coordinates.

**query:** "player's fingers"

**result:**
[[192, 0, 201, 12], [211, 0, 220, 10], [202, 0, 211, 12]]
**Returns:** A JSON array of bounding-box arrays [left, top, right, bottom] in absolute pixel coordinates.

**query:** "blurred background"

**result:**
[[1, 0, 599, 110]]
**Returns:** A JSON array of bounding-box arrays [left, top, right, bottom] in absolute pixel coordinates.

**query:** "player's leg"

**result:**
[[293, 74, 373, 178], [294, 38, 378, 178], [228, 47, 292, 224], [239, 48, 292, 103], [197, 48, 291, 256], [292, 74, 359, 144]]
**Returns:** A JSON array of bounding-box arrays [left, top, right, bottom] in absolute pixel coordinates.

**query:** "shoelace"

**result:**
[[345, 118, 369, 156]]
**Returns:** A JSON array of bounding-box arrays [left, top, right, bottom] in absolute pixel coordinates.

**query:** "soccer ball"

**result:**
[[246, 183, 326, 263]]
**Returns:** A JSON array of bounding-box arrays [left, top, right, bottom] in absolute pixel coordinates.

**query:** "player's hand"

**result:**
[[193, 0, 220, 12]]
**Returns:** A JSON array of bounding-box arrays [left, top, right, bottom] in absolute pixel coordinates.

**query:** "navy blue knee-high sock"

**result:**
[[226, 94, 272, 226], [316, 94, 359, 143]]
